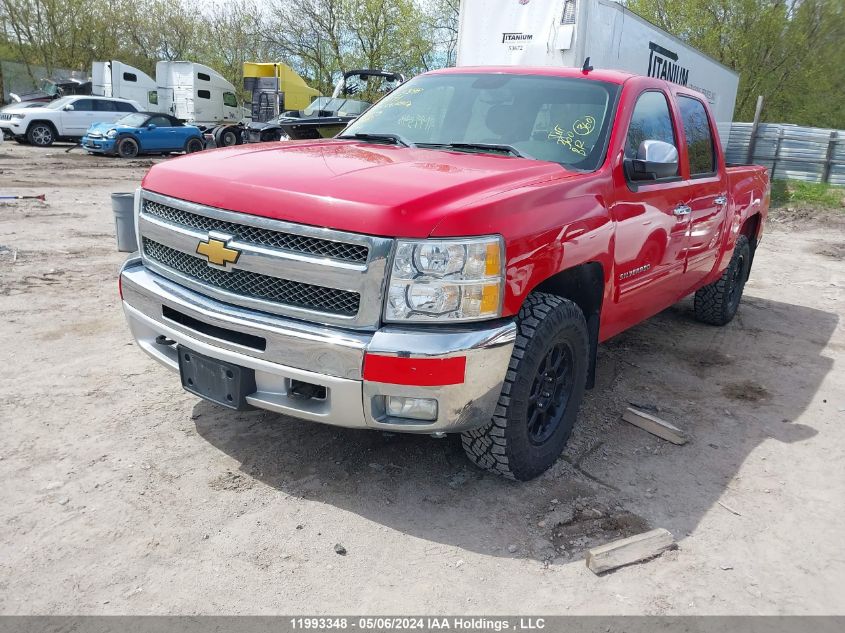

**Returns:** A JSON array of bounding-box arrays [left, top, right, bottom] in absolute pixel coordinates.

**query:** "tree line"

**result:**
[[0, 0, 459, 97], [1, 0, 843, 128]]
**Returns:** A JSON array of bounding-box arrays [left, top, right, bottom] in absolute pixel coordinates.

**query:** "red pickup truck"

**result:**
[[119, 66, 769, 480]]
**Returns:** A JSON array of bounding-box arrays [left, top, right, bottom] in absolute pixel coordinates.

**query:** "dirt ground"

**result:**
[[1, 141, 843, 615]]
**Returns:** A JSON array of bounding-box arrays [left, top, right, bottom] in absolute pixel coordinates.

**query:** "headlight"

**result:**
[[11, 113, 26, 119], [106, 129, 118, 138], [385, 236, 504, 322]]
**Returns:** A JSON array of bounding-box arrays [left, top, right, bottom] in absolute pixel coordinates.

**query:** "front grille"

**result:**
[[142, 199, 369, 264], [0, 114, 11, 121], [142, 238, 360, 316]]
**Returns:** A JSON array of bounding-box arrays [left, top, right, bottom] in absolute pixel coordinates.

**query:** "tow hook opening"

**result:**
[[289, 379, 327, 401], [155, 335, 176, 346]]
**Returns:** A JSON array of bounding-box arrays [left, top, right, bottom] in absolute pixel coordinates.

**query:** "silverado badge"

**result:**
[[196, 234, 240, 270]]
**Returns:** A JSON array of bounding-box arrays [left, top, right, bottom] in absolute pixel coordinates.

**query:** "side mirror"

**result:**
[[146, 123, 157, 130], [625, 140, 678, 181], [63, 104, 74, 111]]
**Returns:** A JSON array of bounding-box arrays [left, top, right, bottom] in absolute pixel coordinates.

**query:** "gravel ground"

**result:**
[[1, 141, 844, 615]]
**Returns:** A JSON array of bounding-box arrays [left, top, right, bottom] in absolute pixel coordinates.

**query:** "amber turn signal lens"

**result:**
[[485, 242, 501, 277]]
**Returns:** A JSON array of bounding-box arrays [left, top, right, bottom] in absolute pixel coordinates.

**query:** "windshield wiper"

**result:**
[[418, 142, 531, 158], [337, 132, 416, 148]]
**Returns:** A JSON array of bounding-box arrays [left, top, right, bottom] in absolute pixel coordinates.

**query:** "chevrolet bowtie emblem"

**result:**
[[196, 235, 240, 269]]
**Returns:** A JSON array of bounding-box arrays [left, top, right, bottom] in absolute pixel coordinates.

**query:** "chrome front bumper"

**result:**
[[120, 260, 516, 433]]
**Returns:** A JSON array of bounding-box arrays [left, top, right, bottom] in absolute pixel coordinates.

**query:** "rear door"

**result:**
[[675, 95, 728, 286], [93, 99, 122, 126], [610, 89, 691, 322]]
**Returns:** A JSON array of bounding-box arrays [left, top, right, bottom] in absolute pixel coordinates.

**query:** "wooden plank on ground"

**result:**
[[622, 407, 688, 445], [586, 528, 676, 575]]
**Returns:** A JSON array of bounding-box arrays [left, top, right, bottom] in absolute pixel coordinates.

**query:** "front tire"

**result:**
[[462, 293, 589, 480], [693, 235, 751, 326], [27, 123, 55, 147], [116, 136, 140, 158]]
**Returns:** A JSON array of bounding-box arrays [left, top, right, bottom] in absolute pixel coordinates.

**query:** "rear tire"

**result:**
[[27, 123, 55, 147], [185, 137, 204, 154], [116, 136, 140, 158], [218, 126, 240, 147], [462, 293, 589, 480], [693, 235, 750, 326]]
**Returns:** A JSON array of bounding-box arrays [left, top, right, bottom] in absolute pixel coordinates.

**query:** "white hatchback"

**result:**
[[0, 95, 142, 146]]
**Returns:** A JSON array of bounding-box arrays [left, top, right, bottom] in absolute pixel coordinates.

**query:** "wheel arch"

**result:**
[[740, 212, 761, 279], [531, 261, 605, 389]]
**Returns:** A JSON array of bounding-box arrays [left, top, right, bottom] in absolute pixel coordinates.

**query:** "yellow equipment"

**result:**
[[242, 62, 320, 121]]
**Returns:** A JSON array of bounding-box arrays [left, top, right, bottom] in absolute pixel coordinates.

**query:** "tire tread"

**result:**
[[462, 293, 587, 480]]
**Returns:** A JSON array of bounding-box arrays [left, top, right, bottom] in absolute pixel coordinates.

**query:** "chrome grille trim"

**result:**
[[142, 238, 360, 316], [137, 189, 393, 329], [142, 198, 369, 263]]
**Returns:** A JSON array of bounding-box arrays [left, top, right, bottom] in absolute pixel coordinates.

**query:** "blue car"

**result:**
[[82, 112, 205, 158]]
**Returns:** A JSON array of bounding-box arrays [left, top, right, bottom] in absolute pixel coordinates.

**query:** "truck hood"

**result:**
[[141, 140, 574, 238]]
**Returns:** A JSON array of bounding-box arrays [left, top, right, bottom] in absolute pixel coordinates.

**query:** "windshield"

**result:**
[[44, 96, 75, 110], [116, 113, 149, 127], [40, 79, 59, 96], [341, 74, 402, 103], [302, 97, 370, 117], [344, 73, 620, 170]]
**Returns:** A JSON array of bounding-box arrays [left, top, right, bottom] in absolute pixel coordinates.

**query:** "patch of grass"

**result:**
[[771, 179, 844, 208]]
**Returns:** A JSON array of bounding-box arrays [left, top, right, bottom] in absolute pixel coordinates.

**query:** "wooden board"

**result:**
[[622, 407, 688, 445], [586, 528, 676, 574]]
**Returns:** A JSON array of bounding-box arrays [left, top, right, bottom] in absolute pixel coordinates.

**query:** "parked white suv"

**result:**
[[0, 95, 142, 146]]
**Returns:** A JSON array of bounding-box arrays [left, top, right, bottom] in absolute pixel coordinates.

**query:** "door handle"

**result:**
[[714, 195, 728, 206], [673, 204, 692, 216]]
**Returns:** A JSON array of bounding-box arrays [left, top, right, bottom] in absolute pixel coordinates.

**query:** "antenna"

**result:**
[[582, 57, 594, 73]]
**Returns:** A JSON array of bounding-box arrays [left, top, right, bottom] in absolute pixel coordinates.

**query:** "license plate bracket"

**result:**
[[178, 345, 256, 410]]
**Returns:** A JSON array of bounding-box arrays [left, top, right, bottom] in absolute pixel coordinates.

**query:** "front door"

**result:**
[[61, 98, 98, 136], [610, 90, 691, 328], [143, 115, 176, 151]]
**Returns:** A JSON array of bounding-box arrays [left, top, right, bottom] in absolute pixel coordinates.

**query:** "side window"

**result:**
[[678, 96, 716, 175], [115, 101, 136, 112], [148, 90, 158, 106], [223, 91, 238, 108], [148, 116, 171, 127], [94, 100, 115, 112], [197, 72, 211, 82], [123, 72, 137, 82], [625, 91, 678, 176], [72, 99, 97, 111], [197, 90, 211, 100]]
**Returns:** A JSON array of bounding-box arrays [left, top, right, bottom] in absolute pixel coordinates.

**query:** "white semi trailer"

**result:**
[[92, 61, 158, 110], [456, 0, 739, 141], [155, 61, 241, 127]]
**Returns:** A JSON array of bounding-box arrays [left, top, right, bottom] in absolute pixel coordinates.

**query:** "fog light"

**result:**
[[385, 396, 438, 421]]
